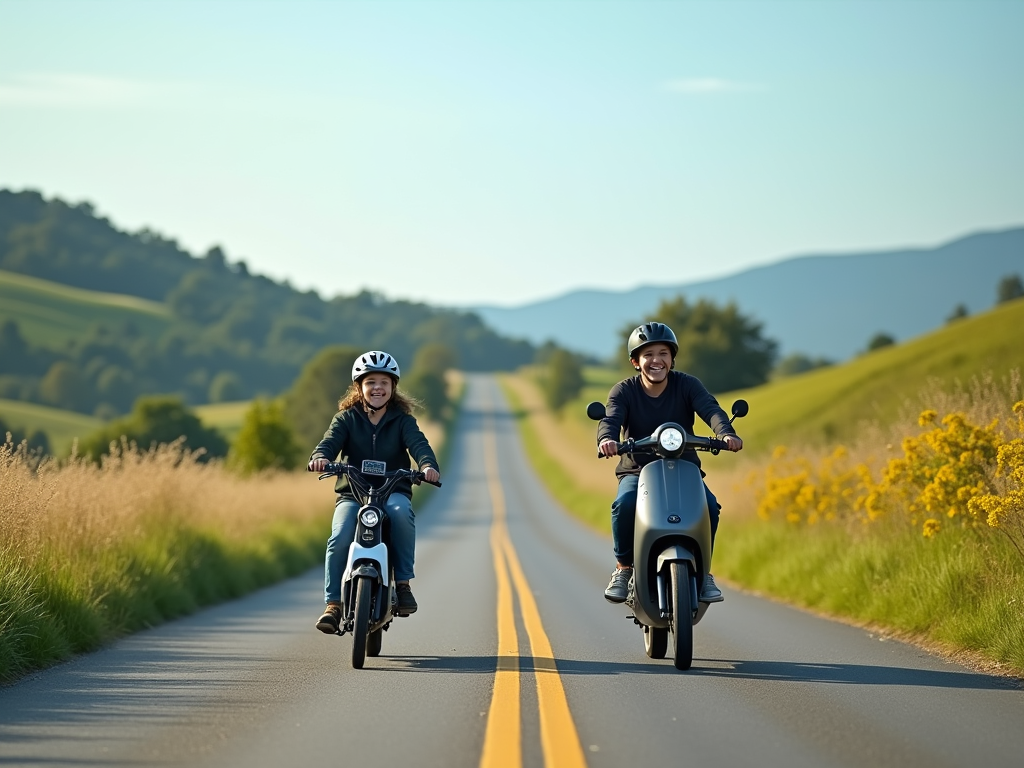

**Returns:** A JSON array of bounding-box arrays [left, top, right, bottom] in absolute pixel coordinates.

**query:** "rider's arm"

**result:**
[[400, 414, 440, 476], [307, 411, 350, 471], [597, 382, 629, 455], [685, 376, 742, 451]]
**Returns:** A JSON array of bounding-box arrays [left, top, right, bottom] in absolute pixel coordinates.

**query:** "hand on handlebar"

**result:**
[[308, 457, 330, 472], [421, 466, 440, 484], [722, 435, 743, 452], [598, 439, 619, 458]]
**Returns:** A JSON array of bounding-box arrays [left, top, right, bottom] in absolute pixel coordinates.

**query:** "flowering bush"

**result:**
[[754, 398, 1024, 555]]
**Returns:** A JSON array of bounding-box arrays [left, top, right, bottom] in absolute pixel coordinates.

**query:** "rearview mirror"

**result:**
[[586, 401, 606, 421], [731, 399, 749, 419]]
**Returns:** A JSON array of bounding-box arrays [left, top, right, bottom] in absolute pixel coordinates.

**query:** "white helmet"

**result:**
[[351, 350, 401, 382]]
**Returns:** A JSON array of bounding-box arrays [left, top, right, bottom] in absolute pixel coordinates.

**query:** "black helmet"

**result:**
[[627, 322, 678, 360]]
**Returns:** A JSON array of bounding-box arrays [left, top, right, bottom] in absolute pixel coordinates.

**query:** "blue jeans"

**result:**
[[324, 492, 416, 604], [610, 474, 721, 567]]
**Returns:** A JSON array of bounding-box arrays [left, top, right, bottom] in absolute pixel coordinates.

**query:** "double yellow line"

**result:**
[[479, 424, 587, 768]]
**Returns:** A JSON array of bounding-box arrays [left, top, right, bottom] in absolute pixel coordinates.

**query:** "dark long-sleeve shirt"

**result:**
[[309, 407, 438, 500], [596, 371, 736, 479]]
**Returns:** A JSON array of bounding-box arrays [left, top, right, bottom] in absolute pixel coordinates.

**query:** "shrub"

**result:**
[[229, 399, 301, 474]]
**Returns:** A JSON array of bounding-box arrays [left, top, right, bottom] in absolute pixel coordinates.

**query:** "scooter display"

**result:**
[[317, 462, 441, 669], [587, 399, 748, 670]]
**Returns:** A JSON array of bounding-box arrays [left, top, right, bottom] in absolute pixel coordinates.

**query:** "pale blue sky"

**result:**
[[1, 0, 1021, 307]]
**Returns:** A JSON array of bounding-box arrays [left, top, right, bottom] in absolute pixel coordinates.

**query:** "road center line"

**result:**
[[480, 426, 521, 768], [480, 417, 587, 768]]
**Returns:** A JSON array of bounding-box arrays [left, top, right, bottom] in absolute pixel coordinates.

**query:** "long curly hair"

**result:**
[[338, 379, 420, 415]]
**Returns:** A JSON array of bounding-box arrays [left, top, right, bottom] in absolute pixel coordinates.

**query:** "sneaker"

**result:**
[[316, 603, 342, 633], [396, 583, 418, 615], [700, 573, 724, 603], [604, 567, 632, 604]]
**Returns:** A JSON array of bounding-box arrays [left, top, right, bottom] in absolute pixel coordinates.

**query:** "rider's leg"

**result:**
[[325, 497, 360, 603], [386, 493, 416, 582], [605, 475, 639, 602], [318, 497, 359, 632], [610, 475, 639, 567], [386, 493, 418, 614], [704, 483, 721, 548], [701, 483, 724, 602]]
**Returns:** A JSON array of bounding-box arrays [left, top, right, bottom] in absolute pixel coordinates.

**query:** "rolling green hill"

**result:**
[[564, 298, 1024, 455], [0, 269, 170, 349], [0, 398, 247, 457], [0, 398, 101, 456]]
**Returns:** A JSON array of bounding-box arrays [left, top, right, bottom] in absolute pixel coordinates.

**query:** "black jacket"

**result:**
[[309, 406, 438, 500], [596, 371, 736, 479]]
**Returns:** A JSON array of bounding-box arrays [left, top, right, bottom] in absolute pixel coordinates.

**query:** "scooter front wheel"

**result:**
[[644, 625, 668, 659], [351, 577, 372, 669], [669, 562, 694, 670]]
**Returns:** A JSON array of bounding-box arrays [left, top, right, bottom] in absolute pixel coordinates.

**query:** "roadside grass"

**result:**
[[498, 376, 610, 531], [0, 268, 170, 350], [715, 520, 1024, 674], [0, 382, 462, 685]]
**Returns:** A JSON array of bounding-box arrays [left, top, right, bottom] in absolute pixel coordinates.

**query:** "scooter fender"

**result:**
[[341, 542, 390, 587], [656, 545, 696, 574]]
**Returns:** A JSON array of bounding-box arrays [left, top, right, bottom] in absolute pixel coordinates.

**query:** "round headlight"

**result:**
[[659, 427, 684, 452], [359, 509, 380, 527]]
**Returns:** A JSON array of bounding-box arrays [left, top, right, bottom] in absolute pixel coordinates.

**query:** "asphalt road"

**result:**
[[2, 374, 1023, 768]]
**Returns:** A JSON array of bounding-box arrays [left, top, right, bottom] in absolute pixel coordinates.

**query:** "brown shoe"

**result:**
[[316, 603, 342, 634]]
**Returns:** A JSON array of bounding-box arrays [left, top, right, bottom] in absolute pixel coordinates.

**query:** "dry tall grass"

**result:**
[[0, 437, 333, 682]]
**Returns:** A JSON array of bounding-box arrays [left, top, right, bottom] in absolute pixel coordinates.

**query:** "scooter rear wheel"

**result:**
[[367, 627, 383, 657], [351, 577, 372, 669], [669, 562, 694, 670], [644, 625, 668, 659]]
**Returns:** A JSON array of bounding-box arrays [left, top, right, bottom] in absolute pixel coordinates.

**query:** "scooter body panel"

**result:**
[[633, 459, 712, 628]]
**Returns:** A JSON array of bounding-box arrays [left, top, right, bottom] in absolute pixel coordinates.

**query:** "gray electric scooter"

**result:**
[[587, 399, 748, 670]]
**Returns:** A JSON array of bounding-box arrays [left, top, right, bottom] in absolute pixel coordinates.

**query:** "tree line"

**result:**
[[0, 190, 534, 417]]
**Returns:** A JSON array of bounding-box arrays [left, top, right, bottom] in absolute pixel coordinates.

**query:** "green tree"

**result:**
[[281, 345, 362, 449], [628, 297, 778, 392], [866, 332, 896, 352], [773, 353, 833, 379], [946, 304, 969, 323], [208, 371, 243, 403], [38, 361, 92, 412], [403, 342, 457, 421], [229, 399, 301, 474], [79, 395, 228, 462], [997, 274, 1024, 304], [540, 347, 585, 414]]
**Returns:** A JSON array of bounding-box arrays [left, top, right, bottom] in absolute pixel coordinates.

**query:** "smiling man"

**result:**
[[596, 322, 743, 604]]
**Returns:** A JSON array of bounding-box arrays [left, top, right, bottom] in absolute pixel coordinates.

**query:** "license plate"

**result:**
[[361, 460, 386, 476]]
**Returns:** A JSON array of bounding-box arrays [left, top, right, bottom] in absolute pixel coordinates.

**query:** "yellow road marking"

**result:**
[[479, 418, 588, 768], [480, 436, 521, 768]]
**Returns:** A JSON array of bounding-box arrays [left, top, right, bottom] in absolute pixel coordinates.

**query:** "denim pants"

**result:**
[[610, 474, 721, 567], [324, 492, 416, 604]]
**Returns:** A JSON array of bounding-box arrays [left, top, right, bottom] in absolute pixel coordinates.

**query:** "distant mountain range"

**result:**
[[473, 227, 1024, 362]]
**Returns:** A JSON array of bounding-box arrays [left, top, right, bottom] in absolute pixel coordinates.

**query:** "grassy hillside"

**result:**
[[0, 399, 101, 455], [559, 299, 1024, 456], [0, 269, 170, 349], [721, 298, 1024, 454]]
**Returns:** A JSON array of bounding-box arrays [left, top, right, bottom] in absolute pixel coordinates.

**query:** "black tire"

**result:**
[[669, 562, 693, 671], [351, 577, 372, 669], [644, 625, 668, 659], [367, 627, 383, 657]]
